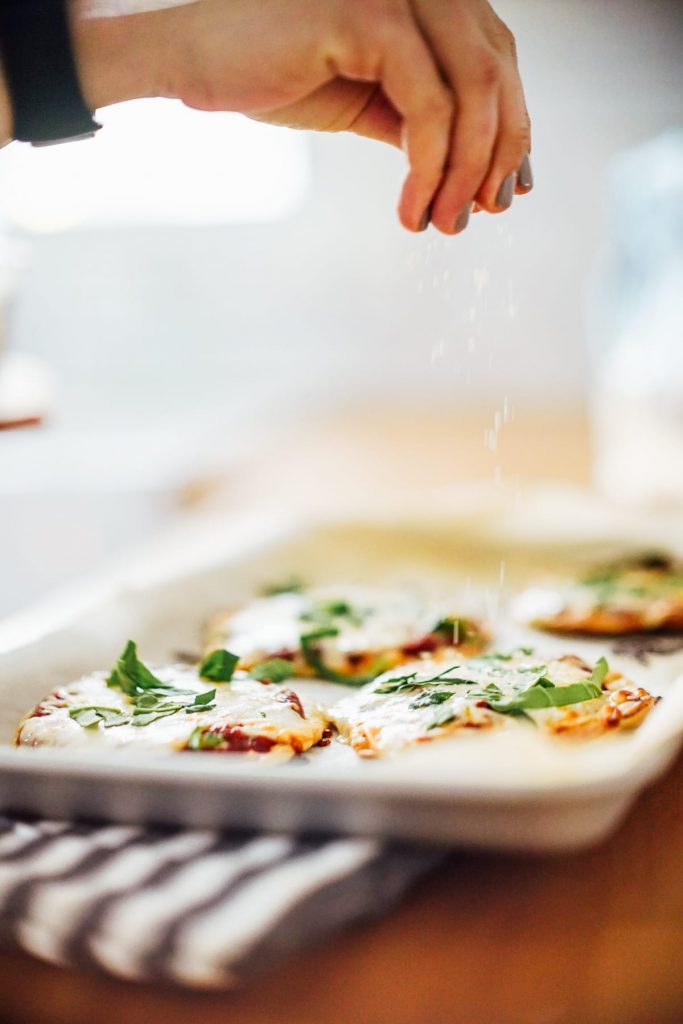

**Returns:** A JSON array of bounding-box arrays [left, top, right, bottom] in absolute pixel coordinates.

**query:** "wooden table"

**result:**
[[2, 407, 681, 1024]]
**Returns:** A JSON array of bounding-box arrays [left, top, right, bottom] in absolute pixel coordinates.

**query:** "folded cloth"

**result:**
[[0, 816, 440, 988]]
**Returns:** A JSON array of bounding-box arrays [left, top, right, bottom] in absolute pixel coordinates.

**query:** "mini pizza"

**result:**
[[16, 641, 328, 758], [329, 649, 658, 757], [204, 584, 487, 686], [513, 554, 683, 636]]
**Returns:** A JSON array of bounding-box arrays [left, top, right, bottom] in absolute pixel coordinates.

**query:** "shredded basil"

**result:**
[[299, 598, 366, 630], [261, 575, 304, 596], [68, 706, 126, 729], [300, 627, 383, 686], [432, 617, 477, 644], [374, 665, 474, 695], [408, 689, 453, 710], [249, 658, 295, 683], [199, 649, 239, 683], [67, 641, 220, 730], [107, 640, 165, 696], [488, 658, 608, 714], [187, 727, 223, 750], [427, 704, 458, 730]]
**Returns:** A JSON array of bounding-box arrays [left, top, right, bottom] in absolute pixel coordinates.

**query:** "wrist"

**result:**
[[69, 1, 169, 111], [0, 61, 11, 146]]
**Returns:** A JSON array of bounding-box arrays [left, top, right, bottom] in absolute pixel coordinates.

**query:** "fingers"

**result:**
[[429, 83, 499, 233], [412, 1, 532, 235], [377, 26, 454, 231], [473, 64, 532, 213], [348, 86, 403, 148], [333, 6, 454, 231]]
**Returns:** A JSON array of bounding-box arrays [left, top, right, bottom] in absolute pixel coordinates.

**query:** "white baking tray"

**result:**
[[1, 490, 683, 852]]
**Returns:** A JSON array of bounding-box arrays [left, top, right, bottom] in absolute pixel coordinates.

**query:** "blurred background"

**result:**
[[1, 0, 682, 616]]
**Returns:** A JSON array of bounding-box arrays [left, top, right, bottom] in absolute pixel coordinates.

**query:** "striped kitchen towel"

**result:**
[[0, 816, 440, 987]]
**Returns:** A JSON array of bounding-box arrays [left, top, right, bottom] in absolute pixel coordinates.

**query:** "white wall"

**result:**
[[7, 0, 683, 432]]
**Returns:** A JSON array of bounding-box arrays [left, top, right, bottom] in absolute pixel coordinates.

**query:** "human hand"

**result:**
[[158, 0, 532, 234]]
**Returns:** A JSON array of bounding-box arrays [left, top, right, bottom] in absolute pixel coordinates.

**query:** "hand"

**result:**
[[159, 0, 532, 234], [2, 1, 532, 235]]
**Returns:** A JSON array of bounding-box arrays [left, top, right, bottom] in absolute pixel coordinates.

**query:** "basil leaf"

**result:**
[[588, 656, 609, 688], [374, 666, 474, 695], [261, 576, 304, 596], [427, 704, 458, 730], [249, 659, 295, 683], [300, 628, 382, 687], [300, 599, 366, 629], [187, 726, 224, 750], [184, 689, 217, 714], [190, 688, 217, 706], [69, 706, 126, 729], [409, 689, 453, 710], [107, 640, 166, 696], [130, 709, 182, 727], [489, 677, 604, 714], [432, 618, 477, 643], [199, 649, 239, 683]]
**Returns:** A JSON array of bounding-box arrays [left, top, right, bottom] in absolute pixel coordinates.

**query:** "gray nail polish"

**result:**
[[518, 153, 533, 191], [418, 208, 431, 231], [454, 205, 470, 234], [496, 172, 515, 210]]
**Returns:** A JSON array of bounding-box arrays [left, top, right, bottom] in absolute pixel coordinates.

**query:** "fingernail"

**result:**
[[496, 172, 515, 210], [418, 206, 431, 231], [517, 153, 533, 191], [453, 205, 470, 234]]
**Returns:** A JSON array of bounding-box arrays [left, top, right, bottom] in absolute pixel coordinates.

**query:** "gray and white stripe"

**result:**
[[0, 817, 438, 987]]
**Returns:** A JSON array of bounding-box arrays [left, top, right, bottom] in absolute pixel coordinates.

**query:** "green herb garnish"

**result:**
[[261, 576, 304, 596], [199, 649, 239, 683], [68, 641, 220, 731], [488, 658, 608, 714], [107, 640, 165, 696], [427, 704, 458, 730], [299, 627, 383, 687], [249, 658, 295, 683], [68, 706, 126, 729], [374, 665, 474, 695], [408, 689, 453, 710], [187, 726, 224, 750], [299, 598, 366, 629]]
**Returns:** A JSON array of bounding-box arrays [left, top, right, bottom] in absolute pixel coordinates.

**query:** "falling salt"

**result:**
[[484, 428, 498, 452], [473, 267, 490, 294], [430, 337, 446, 364]]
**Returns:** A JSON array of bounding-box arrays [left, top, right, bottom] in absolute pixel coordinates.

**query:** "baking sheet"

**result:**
[[1, 487, 682, 851]]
